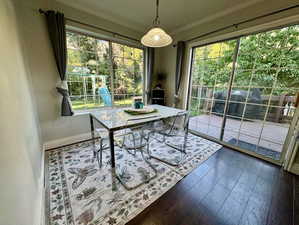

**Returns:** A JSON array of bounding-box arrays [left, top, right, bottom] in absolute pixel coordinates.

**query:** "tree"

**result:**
[[190, 25, 299, 116], [66, 31, 144, 108], [192, 25, 299, 95]]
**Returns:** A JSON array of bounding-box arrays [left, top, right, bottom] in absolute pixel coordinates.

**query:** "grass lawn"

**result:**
[[72, 98, 133, 110]]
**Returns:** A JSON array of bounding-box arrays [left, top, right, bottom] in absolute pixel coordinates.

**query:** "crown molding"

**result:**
[[169, 0, 263, 35]]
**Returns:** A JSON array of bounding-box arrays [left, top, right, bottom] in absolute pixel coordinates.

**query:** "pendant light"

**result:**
[[141, 0, 172, 47]]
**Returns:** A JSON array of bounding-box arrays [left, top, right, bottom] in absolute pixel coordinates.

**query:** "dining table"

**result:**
[[89, 104, 187, 188]]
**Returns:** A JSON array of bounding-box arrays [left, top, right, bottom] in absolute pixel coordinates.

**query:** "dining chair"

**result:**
[[94, 121, 157, 190], [114, 122, 158, 190], [147, 111, 190, 166], [93, 128, 110, 168]]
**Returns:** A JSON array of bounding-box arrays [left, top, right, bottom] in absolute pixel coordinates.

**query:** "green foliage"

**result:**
[[192, 25, 299, 95], [66, 31, 144, 109]]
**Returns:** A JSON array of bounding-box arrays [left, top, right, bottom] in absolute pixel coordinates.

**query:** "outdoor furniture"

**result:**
[[98, 86, 112, 106], [212, 88, 263, 119], [89, 105, 187, 190]]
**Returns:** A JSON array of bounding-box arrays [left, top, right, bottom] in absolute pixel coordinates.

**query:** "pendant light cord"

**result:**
[[154, 0, 160, 25]]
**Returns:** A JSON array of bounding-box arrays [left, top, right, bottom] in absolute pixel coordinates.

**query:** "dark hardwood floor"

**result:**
[[127, 147, 298, 225]]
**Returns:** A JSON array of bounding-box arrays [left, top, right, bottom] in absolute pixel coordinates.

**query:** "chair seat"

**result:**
[[95, 128, 125, 138], [95, 128, 108, 138], [150, 123, 181, 137]]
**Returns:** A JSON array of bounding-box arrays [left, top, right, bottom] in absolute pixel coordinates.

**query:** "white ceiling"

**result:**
[[56, 0, 297, 35]]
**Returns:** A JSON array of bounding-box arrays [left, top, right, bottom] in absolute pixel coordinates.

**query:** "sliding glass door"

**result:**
[[189, 24, 299, 162], [189, 40, 237, 139]]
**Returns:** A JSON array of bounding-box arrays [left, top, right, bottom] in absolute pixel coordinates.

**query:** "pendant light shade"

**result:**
[[141, 0, 172, 47], [141, 27, 172, 47]]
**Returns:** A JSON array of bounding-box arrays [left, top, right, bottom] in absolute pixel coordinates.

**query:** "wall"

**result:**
[[0, 0, 43, 224], [15, 0, 144, 146]]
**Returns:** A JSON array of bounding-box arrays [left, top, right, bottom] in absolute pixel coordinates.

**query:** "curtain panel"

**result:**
[[145, 47, 155, 104], [45, 10, 73, 116], [174, 41, 186, 107]]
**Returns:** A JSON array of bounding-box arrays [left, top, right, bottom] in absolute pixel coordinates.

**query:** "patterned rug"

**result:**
[[46, 133, 222, 225]]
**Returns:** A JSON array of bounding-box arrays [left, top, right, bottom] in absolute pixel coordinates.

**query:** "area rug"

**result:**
[[46, 133, 222, 225]]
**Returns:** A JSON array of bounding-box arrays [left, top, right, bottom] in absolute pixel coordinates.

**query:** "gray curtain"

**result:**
[[174, 41, 186, 106], [45, 10, 73, 116], [145, 47, 155, 104]]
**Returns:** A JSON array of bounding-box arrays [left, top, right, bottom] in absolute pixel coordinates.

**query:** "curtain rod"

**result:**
[[185, 4, 299, 43], [39, 9, 140, 42]]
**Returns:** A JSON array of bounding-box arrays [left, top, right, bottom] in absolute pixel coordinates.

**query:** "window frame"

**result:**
[[66, 28, 146, 112]]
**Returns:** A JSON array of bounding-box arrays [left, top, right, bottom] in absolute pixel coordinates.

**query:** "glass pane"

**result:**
[[189, 25, 298, 161], [189, 39, 235, 140], [78, 34, 96, 52], [66, 31, 144, 110], [66, 32, 79, 50], [134, 48, 143, 61], [251, 69, 277, 88], [71, 96, 86, 110], [96, 40, 109, 58], [112, 43, 124, 57], [222, 24, 299, 161], [68, 77, 84, 96], [67, 49, 82, 67]]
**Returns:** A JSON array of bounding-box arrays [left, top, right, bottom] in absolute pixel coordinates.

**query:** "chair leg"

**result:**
[[96, 138, 104, 169], [146, 131, 155, 158], [92, 150, 97, 162], [146, 138, 151, 158], [96, 151, 101, 168]]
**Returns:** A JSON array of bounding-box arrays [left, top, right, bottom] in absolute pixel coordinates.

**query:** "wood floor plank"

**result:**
[[294, 176, 299, 225], [127, 147, 296, 225], [266, 171, 293, 225], [216, 168, 261, 225]]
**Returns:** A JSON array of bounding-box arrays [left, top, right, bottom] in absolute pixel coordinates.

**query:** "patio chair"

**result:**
[[147, 111, 190, 166]]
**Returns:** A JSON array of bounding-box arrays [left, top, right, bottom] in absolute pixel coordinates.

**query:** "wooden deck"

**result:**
[[189, 114, 290, 153]]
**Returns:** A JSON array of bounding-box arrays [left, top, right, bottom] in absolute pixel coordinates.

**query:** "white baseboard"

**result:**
[[43, 132, 92, 150]]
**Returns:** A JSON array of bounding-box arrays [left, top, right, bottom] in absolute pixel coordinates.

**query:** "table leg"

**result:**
[[109, 130, 117, 191], [109, 131, 116, 168]]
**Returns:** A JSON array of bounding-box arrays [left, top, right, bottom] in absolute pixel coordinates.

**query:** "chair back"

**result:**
[[166, 111, 189, 134]]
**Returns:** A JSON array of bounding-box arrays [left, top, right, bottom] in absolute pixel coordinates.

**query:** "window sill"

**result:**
[[72, 106, 129, 116], [73, 108, 105, 116]]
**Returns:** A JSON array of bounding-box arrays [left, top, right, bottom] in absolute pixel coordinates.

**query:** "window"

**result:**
[[66, 31, 144, 110], [188, 24, 299, 160]]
